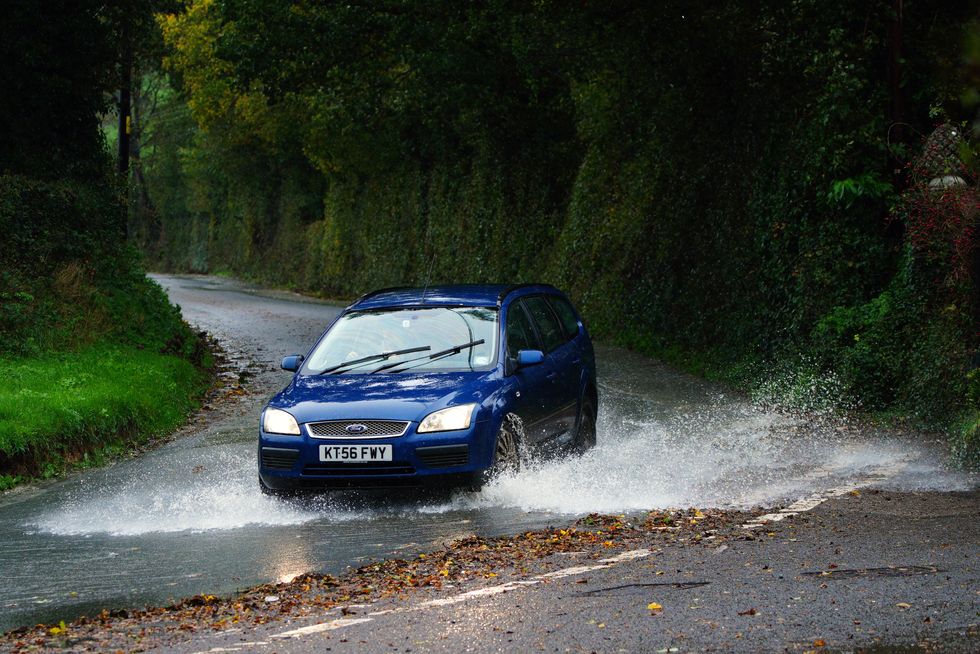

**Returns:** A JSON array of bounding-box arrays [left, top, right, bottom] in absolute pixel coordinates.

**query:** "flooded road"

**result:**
[[0, 274, 973, 633]]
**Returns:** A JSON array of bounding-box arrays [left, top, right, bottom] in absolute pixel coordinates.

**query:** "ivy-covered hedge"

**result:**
[[0, 175, 200, 359], [136, 0, 978, 459]]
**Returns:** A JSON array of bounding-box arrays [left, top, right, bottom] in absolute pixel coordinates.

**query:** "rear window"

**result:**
[[548, 296, 580, 339], [522, 296, 565, 353]]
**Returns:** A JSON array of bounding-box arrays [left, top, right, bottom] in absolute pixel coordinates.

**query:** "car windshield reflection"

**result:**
[[305, 307, 498, 374]]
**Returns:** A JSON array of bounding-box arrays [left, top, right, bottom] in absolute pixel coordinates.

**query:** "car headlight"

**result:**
[[263, 408, 301, 435], [417, 404, 477, 433]]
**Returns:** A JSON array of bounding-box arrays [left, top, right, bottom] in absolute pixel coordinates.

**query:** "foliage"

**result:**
[[0, 1, 114, 180], [137, 0, 978, 453], [0, 0, 211, 484], [0, 175, 200, 359], [0, 342, 206, 476]]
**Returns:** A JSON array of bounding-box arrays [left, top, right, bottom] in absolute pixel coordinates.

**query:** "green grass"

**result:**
[[0, 341, 208, 480]]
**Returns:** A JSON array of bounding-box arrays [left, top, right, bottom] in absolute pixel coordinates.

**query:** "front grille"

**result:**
[[302, 463, 416, 476], [261, 447, 299, 470], [415, 444, 469, 468], [307, 420, 410, 439]]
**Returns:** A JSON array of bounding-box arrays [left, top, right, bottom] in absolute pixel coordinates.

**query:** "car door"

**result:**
[[520, 295, 579, 444], [504, 298, 554, 445], [546, 294, 587, 429]]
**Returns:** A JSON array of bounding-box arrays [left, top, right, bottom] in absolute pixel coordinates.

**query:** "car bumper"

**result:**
[[257, 419, 494, 489]]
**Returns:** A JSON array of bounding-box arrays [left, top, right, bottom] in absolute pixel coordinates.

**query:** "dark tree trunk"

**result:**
[[118, 29, 131, 175], [888, 0, 904, 166]]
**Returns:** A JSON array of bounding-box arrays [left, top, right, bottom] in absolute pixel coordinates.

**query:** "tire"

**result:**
[[482, 416, 521, 485], [259, 475, 290, 498], [572, 401, 597, 454]]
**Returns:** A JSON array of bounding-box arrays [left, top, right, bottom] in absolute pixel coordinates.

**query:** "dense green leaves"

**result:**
[[137, 1, 977, 445]]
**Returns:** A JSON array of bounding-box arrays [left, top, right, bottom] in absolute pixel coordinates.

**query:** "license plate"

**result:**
[[319, 444, 393, 462]]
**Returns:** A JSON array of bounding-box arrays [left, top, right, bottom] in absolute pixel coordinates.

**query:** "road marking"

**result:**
[[272, 617, 373, 639], [421, 580, 537, 606], [197, 644, 269, 653], [267, 547, 654, 639], [600, 548, 652, 563], [741, 462, 908, 529], [538, 564, 610, 579], [421, 548, 652, 606]]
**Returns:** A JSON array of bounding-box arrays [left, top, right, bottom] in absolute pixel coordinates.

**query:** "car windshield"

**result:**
[[305, 307, 499, 374]]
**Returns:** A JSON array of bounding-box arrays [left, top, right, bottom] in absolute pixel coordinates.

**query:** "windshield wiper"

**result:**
[[318, 346, 431, 374], [372, 339, 485, 374]]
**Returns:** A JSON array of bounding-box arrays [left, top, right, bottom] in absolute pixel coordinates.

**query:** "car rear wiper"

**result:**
[[372, 339, 485, 374], [318, 346, 431, 374]]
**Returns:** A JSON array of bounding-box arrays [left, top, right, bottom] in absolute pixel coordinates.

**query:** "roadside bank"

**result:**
[[0, 337, 214, 491]]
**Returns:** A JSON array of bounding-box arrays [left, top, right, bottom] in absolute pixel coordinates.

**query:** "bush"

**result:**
[[0, 175, 196, 358]]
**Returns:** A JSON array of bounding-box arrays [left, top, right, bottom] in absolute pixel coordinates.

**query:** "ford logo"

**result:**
[[345, 423, 368, 434]]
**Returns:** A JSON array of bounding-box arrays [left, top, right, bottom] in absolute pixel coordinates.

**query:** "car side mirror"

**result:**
[[516, 349, 545, 367], [281, 354, 305, 372]]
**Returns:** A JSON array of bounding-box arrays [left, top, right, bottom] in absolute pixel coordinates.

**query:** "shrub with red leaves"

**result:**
[[899, 125, 979, 288]]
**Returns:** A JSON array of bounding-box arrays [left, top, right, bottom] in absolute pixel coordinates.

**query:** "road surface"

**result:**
[[0, 274, 975, 652]]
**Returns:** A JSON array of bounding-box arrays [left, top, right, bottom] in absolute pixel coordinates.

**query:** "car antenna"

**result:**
[[419, 253, 436, 305]]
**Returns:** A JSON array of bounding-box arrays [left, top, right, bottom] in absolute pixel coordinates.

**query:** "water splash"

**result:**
[[29, 449, 321, 536], [28, 349, 975, 536]]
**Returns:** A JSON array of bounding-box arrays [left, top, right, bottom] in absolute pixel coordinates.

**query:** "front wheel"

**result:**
[[471, 416, 522, 491], [259, 475, 292, 499], [493, 421, 520, 475]]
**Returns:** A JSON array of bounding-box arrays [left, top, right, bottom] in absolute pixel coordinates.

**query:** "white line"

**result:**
[[190, 642, 270, 653], [742, 462, 908, 529], [420, 580, 540, 606], [599, 548, 652, 563], [421, 548, 652, 605], [272, 617, 373, 639], [538, 564, 610, 579]]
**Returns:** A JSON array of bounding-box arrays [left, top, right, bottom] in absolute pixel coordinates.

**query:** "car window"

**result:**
[[522, 296, 565, 353], [548, 296, 580, 340], [506, 301, 537, 358], [305, 307, 498, 373]]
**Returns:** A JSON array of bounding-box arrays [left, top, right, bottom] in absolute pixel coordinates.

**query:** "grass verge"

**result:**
[[0, 341, 210, 488]]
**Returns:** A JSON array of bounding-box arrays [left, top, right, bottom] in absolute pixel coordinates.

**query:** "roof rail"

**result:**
[[496, 283, 545, 306]]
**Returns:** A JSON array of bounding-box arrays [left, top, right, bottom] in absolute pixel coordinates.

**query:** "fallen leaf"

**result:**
[[738, 608, 758, 616], [648, 602, 663, 613], [896, 602, 912, 609], [814, 639, 826, 647]]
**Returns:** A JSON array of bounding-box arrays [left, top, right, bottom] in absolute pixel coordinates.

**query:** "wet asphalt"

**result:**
[[0, 274, 976, 651], [171, 490, 980, 653]]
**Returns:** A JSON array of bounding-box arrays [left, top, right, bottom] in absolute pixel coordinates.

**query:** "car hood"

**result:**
[[271, 370, 499, 424]]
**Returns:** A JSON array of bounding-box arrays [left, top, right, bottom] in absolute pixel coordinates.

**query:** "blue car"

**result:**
[[258, 284, 597, 493]]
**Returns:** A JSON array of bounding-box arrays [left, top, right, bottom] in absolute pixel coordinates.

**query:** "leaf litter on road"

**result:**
[[2, 507, 756, 653]]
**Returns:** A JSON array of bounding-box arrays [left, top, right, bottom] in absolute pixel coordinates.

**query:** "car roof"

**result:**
[[350, 284, 559, 310]]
